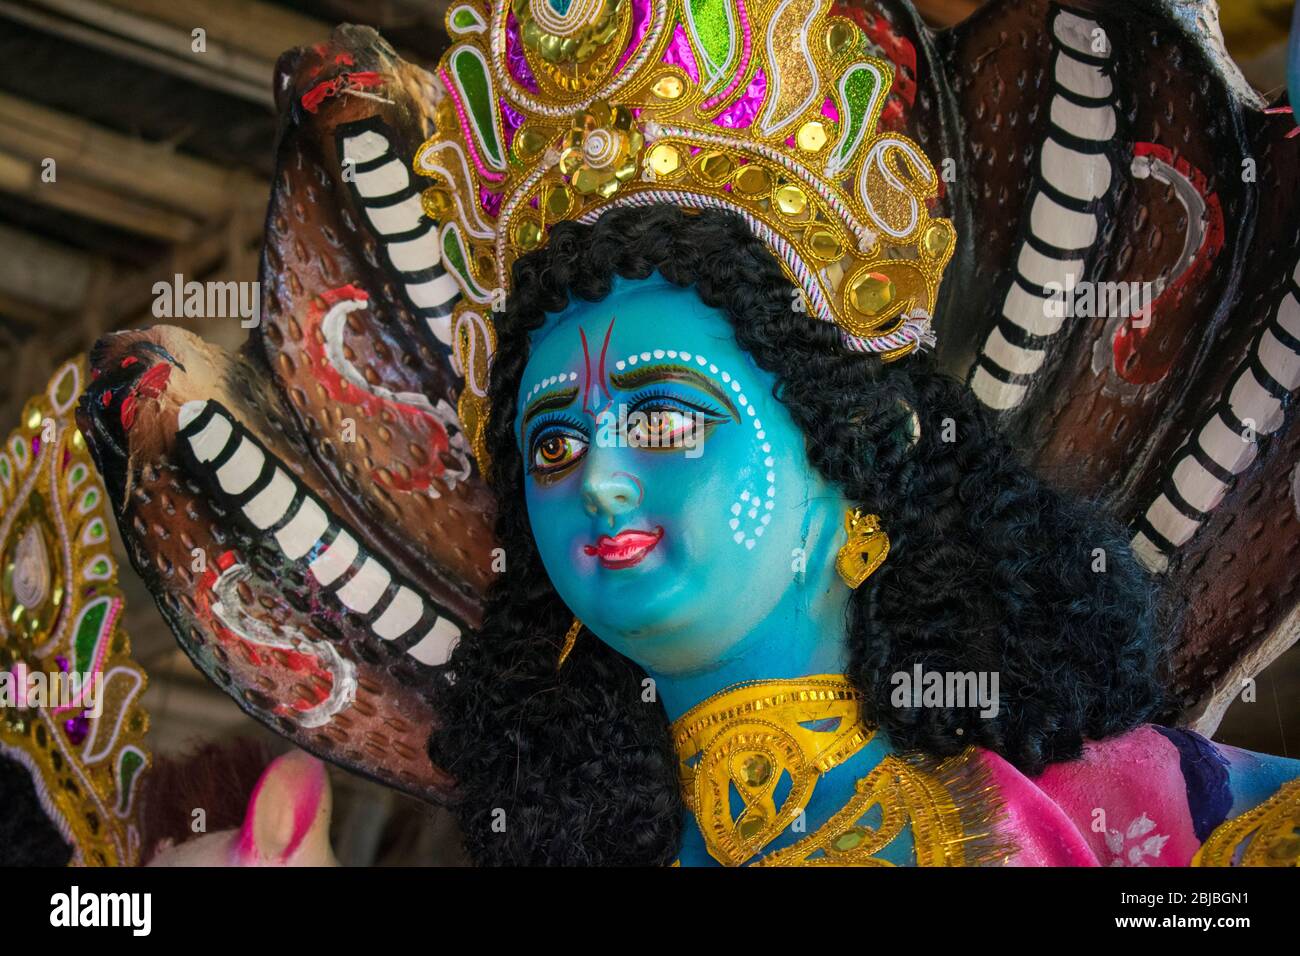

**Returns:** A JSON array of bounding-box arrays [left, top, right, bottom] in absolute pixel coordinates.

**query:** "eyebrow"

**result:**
[[608, 363, 741, 422], [520, 386, 580, 432]]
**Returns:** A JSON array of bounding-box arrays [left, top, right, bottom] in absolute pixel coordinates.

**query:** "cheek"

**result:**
[[663, 406, 792, 565], [524, 484, 587, 579]]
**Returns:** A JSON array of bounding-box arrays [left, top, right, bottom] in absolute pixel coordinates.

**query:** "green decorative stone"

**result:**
[[451, 48, 503, 170]]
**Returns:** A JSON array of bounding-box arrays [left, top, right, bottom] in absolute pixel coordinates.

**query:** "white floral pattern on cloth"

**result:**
[[1105, 813, 1171, 866]]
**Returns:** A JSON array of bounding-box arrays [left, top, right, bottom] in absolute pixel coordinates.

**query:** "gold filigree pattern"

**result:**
[[672, 676, 873, 866], [0, 360, 149, 866], [754, 752, 986, 866], [671, 676, 1012, 867], [1193, 778, 1300, 867]]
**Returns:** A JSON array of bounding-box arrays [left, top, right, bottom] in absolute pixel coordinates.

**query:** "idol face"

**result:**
[[515, 273, 849, 676]]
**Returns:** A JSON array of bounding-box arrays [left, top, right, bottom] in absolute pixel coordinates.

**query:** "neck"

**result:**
[[648, 519, 851, 723]]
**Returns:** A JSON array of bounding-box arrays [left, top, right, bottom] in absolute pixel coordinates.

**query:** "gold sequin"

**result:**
[[543, 182, 575, 220], [797, 121, 828, 152], [651, 74, 684, 100], [774, 184, 808, 217], [827, 19, 859, 56], [513, 126, 553, 162], [849, 272, 895, 316], [695, 150, 734, 185], [647, 142, 682, 177], [422, 187, 455, 219], [733, 164, 774, 197], [922, 221, 954, 259], [805, 226, 843, 261], [738, 752, 773, 787], [515, 218, 544, 250]]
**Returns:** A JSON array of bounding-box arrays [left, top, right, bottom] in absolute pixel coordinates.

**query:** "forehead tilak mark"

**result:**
[[579, 317, 617, 419]]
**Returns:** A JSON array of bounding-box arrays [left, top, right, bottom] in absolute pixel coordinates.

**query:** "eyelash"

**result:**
[[629, 389, 727, 419], [526, 414, 589, 476], [524, 389, 730, 476]]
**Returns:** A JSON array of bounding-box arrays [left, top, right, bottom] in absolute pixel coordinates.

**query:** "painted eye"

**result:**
[[627, 408, 697, 448], [532, 432, 587, 472]]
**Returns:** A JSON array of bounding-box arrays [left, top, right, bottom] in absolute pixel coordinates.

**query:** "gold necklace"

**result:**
[[671, 675, 1011, 867], [672, 676, 872, 866]]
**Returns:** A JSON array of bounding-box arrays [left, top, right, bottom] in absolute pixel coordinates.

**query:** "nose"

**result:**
[[581, 466, 643, 524]]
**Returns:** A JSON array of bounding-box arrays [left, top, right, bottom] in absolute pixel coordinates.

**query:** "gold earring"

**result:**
[[835, 509, 890, 589], [558, 617, 583, 669]]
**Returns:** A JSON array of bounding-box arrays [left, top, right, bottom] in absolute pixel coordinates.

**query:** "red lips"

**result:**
[[583, 527, 664, 569]]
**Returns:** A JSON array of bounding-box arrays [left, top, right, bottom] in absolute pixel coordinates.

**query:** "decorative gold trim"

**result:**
[[671, 675, 1013, 867], [0, 359, 149, 866], [1193, 778, 1300, 867], [754, 748, 1010, 867], [672, 676, 872, 865]]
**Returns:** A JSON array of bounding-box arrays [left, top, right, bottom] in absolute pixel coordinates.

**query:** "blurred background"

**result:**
[[0, 0, 1295, 864]]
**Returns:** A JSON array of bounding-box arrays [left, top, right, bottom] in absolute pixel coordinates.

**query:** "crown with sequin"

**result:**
[[417, 0, 956, 466]]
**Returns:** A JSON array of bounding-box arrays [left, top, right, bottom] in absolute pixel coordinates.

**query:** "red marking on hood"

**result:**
[[136, 362, 171, 398], [301, 71, 384, 113], [1113, 144, 1225, 385], [193, 554, 335, 711], [302, 285, 452, 493], [119, 394, 137, 431], [119, 362, 172, 431]]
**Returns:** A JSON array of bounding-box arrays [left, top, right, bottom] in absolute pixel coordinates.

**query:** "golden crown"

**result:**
[[415, 0, 955, 466]]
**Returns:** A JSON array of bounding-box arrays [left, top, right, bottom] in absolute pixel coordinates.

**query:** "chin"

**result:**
[[581, 573, 701, 645], [589, 589, 687, 640]]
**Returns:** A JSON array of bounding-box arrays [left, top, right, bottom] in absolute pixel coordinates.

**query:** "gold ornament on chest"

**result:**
[[673, 677, 872, 866], [672, 676, 1008, 867]]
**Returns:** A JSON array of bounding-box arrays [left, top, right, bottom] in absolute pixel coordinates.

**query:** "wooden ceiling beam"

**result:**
[[0, 225, 95, 315], [0, 0, 273, 105], [16, 0, 332, 106], [87, 0, 332, 67], [0, 91, 265, 220], [0, 151, 197, 242], [0, 91, 267, 244]]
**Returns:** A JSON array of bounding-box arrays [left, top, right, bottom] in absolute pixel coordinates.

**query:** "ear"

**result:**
[[234, 750, 338, 866]]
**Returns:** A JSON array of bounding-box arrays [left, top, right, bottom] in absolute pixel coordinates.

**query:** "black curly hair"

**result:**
[[0, 752, 72, 865], [427, 204, 1167, 865]]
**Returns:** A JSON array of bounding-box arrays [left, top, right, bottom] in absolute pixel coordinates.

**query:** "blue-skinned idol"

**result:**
[[20, 0, 1300, 878], [517, 273, 852, 708]]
